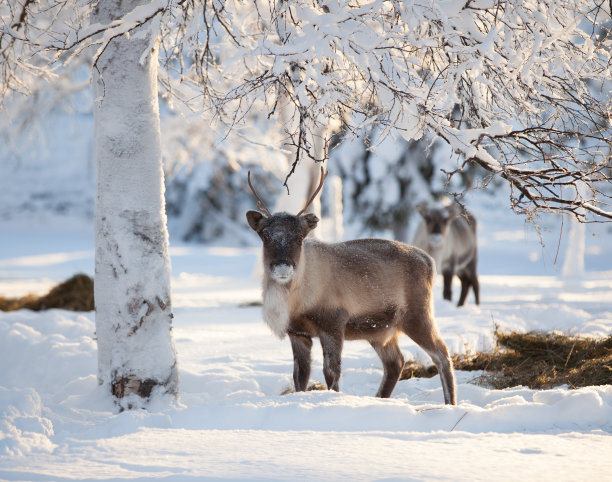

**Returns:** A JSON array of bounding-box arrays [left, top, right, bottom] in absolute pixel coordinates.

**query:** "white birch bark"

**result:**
[[274, 93, 327, 233], [92, 0, 178, 407], [561, 216, 586, 278], [323, 175, 343, 242], [561, 182, 588, 279]]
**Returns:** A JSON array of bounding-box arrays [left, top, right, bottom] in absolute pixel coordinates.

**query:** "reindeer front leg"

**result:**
[[442, 270, 453, 301], [289, 334, 312, 392], [320, 331, 344, 392]]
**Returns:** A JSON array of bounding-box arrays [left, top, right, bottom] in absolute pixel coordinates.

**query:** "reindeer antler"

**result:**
[[247, 171, 273, 217], [296, 166, 329, 217]]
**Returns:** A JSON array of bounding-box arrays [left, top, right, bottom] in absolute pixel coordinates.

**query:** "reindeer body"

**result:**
[[274, 238, 433, 339], [248, 208, 456, 405], [413, 203, 479, 307]]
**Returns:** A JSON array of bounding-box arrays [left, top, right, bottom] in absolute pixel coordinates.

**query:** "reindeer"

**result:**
[[246, 168, 456, 405], [413, 201, 479, 307]]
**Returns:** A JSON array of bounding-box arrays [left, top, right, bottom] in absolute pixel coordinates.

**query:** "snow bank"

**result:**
[[0, 310, 97, 394], [0, 295, 610, 479], [0, 387, 56, 456]]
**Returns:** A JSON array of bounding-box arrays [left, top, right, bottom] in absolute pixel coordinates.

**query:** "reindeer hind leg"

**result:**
[[426, 343, 456, 405], [472, 275, 480, 305], [457, 273, 471, 307], [370, 336, 404, 398], [402, 311, 456, 405]]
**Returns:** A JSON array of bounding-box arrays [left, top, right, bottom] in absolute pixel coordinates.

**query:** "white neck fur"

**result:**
[[262, 281, 291, 339]]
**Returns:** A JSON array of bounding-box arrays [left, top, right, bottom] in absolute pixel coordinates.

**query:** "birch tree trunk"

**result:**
[[274, 94, 326, 232], [561, 181, 588, 279], [561, 216, 586, 278], [92, 0, 178, 407]]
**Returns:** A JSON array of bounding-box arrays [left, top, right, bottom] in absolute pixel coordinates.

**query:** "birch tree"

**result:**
[[4, 0, 610, 222], [91, 0, 178, 407], [1, 0, 178, 408]]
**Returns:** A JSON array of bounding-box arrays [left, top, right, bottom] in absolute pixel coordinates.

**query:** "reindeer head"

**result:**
[[246, 167, 327, 284], [416, 201, 458, 249]]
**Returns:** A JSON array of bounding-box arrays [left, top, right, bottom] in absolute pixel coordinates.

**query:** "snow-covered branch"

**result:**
[[2, 0, 611, 221], [432, 118, 612, 220], [202, 0, 612, 221]]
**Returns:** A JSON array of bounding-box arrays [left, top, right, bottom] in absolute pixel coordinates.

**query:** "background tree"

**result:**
[[5, 0, 610, 226], [332, 130, 450, 242]]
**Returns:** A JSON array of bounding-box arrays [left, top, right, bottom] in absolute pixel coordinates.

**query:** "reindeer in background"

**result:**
[[413, 201, 479, 307]]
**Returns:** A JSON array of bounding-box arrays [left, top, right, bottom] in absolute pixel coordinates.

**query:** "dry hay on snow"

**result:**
[[281, 331, 611, 395], [401, 330, 612, 390], [0, 274, 94, 312]]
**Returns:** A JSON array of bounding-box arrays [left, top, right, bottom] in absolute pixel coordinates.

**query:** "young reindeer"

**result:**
[[246, 168, 456, 405], [413, 201, 480, 307]]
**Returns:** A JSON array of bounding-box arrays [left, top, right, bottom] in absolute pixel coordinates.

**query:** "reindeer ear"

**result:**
[[299, 213, 319, 235], [445, 203, 460, 219], [246, 211, 265, 232], [416, 203, 429, 219]]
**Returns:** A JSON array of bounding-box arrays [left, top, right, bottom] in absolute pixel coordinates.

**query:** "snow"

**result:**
[[0, 191, 611, 479]]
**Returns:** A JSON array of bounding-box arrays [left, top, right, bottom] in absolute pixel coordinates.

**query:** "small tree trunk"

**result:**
[[275, 93, 326, 230], [561, 181, 587, 279], [392, 222, 408, 244], [92, 0, 178, 408], [326, 175, 344, 242], [562, 217, 586, 278]]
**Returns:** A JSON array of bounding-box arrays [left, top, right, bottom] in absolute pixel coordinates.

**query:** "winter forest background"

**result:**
[[3, 0, 612, 242], [1, 0, 612, 480], [0, 42, 485, 248]]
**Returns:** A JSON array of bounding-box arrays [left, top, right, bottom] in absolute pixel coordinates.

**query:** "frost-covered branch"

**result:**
[[201, 0, 612, 222], [2, 0, 611, 221], [434, 120, 612, 221]]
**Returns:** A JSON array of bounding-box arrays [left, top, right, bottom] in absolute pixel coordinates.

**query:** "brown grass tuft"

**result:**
[[0, 274, 94, 312], [400, 330, 612, 390]]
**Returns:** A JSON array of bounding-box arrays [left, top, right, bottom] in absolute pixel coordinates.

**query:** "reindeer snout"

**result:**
[[271, 263, 295, 284], [429, 233, 444, 248]]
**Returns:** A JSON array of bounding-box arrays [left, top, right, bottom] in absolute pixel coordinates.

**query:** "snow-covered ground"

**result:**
[[0, 193, 611, 480]]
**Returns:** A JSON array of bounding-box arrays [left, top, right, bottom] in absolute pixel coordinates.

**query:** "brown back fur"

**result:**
[[288, 239, 434, 341]]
